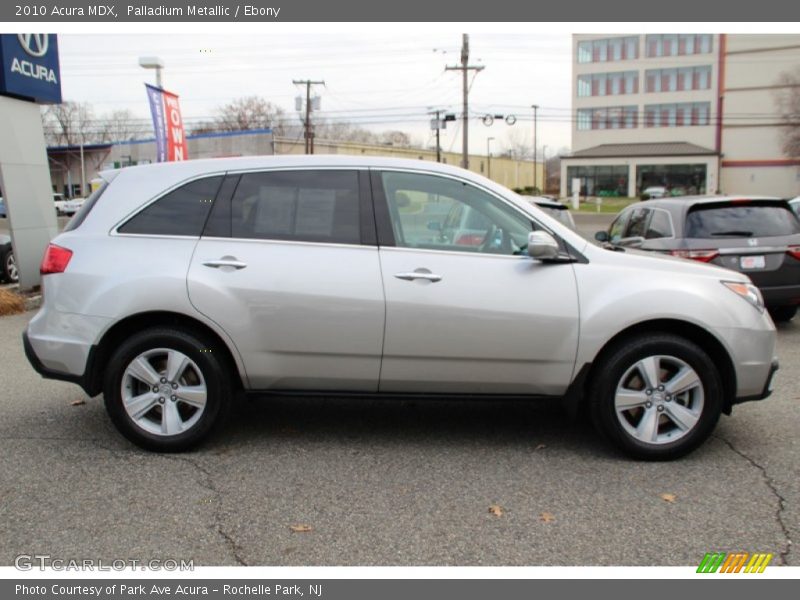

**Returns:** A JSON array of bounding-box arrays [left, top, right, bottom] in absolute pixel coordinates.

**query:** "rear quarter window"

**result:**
[[685, 203, 800, 238], [118, 176, 223, 236]]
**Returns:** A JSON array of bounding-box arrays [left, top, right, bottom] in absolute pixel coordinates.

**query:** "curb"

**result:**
[[24, 294, 42, 311]]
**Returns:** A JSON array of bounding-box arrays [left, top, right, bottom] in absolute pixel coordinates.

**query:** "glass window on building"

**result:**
[[578, 36, 640, 63], [644, 103, 711, 127], [646, 66, 713, 93], [636, 164, 708, 196], [577, 75, 591, 97], [646, 34, 713, 57], [578, 41, 592, 63], [566, 165, 629, 197], [577, 109, 592, 130]]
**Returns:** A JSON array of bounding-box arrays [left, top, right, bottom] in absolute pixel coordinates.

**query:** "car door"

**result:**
[[187, 169, 385, 392], [372, 169, 580, 395]]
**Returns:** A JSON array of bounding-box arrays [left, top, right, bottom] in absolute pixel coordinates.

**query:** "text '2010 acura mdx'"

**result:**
[[24, 156, 779, 459]]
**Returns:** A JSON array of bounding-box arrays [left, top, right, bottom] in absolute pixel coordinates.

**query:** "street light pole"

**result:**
[[138, 56, 165, 88], [487, 136, 494, 180], [531, 104, 539, 191], [542, 144, 548, 195]]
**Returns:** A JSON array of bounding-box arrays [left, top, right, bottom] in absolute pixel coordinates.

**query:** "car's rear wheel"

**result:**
[[1, 247, 17, 283], [590, 334, 723, 460], [104, 328, 231, 452], [768, 305, 796, 323]]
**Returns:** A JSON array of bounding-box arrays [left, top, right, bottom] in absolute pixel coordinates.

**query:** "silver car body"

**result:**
[[26, 155, 776, 403]]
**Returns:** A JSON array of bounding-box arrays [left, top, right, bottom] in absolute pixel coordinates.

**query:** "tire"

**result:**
[[589, 333, 723, 461], [1, 247, 18, 284], [768, 305, 796, 323], [103, 327, 231, 452]]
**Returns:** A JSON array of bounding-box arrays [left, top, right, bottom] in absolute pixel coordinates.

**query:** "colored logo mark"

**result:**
[[697, 552, 773, 573]]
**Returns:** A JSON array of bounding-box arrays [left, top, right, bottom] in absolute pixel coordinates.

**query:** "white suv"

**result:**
[[24, 156, 778, 459]]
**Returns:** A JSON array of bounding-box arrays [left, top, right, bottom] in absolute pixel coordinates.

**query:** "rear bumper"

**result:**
[[760, 284, 800, 307], [23, 330, 96, 395]]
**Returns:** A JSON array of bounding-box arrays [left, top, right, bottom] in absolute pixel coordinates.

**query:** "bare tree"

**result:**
[[41, 101, 95, 146], [499, 129, 533, 160], [97, 109, 147, 143], [774, 67, 800, 157], [214, 96, 287, 135]]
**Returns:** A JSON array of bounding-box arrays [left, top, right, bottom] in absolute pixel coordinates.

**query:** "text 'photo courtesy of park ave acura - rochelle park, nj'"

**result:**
[[0, 8, 799, 593]]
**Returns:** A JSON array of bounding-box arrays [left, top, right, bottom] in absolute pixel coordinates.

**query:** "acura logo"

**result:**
[[17, 34, 49, 58]]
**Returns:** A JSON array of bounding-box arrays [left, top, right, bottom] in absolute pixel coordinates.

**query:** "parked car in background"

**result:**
[[523, 196, 576, 230], [790, 196, 799, 217], [54, 194, 85, 216], [0, 234, 18, 283], [24, 156, 778, 459], [596, 196, 800, 322], [441, 196, 576, 246], [642, 186, 667, 199]]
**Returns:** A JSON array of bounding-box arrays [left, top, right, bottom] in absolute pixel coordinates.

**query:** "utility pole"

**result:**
[[430, 109, 443, 163], [446, 34, 484, 169], [542, 145, 548, 195], [531, 104, 539, 191], [486, 136, 494, 179], [293, 79, 325, 154]]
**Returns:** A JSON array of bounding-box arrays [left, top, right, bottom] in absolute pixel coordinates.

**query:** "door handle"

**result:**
[[203, 258, 248, 270], [394, 271, 442, 282]]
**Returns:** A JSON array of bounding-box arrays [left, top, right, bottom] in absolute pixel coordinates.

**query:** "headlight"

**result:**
[[722, 281, 765, 313]]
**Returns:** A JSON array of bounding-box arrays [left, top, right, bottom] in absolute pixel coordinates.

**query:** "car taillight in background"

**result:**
[[669, 249, 720, 263], [40, 244, 73, 274], [787, 245, 800, 261]]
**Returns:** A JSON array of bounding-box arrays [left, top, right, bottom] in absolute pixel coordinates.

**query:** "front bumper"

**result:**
[[732, 359, 779, 406]]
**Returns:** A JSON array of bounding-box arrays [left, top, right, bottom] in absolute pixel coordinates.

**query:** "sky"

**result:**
[[56, 32, 574, 156]]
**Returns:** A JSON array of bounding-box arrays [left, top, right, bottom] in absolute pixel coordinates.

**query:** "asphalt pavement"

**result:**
[[0, 307, 796, 567]]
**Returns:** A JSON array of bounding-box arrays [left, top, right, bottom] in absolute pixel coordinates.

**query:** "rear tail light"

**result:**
[[669, 249, 719, 263], [40, 243, 73, 275], [787, 245, 800, 261]]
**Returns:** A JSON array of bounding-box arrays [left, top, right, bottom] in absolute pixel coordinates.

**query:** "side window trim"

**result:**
[[201, 173, 240, 238]]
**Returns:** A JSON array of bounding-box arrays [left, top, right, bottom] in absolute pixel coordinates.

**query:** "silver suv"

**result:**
[[24, 156, 778, 459]]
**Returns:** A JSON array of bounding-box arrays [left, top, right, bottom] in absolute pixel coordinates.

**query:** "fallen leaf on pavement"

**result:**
[[70, 400, 86, 407], [488, 505, 504, 517], [289, 524, 313, 533], [539, 512, 556, 523], [535, 444, 547, 451], [660, 493, 677, 503]]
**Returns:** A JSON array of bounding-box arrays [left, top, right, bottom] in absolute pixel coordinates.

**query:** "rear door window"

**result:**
[[685, 202, 800, 238], [229, 170, 361, 244], [645, 209, 673, 239]]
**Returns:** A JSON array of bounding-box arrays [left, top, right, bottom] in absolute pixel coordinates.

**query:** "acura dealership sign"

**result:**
[[0, 33, 62, 103]]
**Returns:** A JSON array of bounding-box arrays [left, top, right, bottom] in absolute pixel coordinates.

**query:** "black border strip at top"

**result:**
[[1, 0, 799, 22]]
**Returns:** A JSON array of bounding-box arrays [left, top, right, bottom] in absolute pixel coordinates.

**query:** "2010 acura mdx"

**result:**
[[24, 156, 778, 459]]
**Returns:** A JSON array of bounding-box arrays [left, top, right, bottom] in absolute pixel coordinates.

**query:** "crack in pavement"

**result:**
[[162, 454, 249, 567], [714, 434, 793, 566], [84, 438, 249, 567]]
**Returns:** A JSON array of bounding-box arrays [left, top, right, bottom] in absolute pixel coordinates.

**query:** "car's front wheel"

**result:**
[[104, 328, 231, 452], [590, 334, 723, 460]]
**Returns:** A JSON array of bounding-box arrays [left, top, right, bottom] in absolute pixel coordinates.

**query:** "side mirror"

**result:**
[[427, 221, 442, 231], [594, 231, 609, 243], [528, 230, 560, 260]]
